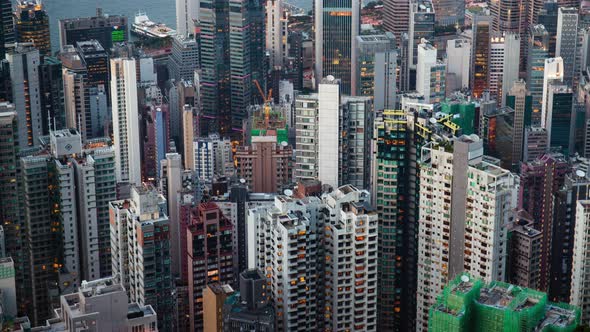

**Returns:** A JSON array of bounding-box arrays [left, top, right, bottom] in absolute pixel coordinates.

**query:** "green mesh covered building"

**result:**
[[429, 274, 580, 332], [440, 99, 476, 135]]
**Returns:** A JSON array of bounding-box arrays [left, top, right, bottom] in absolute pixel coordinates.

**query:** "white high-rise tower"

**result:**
[[110, 58, 141, 185]]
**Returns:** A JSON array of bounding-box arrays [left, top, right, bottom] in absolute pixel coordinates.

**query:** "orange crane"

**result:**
[[253, 79, 272, 129]]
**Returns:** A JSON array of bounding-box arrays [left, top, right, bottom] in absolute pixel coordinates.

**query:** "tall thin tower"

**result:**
[[315, 0, 360, 95]]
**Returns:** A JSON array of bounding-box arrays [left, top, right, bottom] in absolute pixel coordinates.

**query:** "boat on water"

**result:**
[[131, 12, 176, 39]]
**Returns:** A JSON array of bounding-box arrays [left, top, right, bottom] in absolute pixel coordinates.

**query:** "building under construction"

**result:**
[[429, 274, 580, 332]]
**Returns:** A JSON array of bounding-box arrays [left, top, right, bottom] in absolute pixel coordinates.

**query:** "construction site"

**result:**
[[429, 274, 580, 332]]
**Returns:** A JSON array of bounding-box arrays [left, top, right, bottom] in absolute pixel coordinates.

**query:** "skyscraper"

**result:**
[[546, 84, 574, 154], [39, 57, 66, 134], [294, 78, 373, 189], [382, 0, 409, 37], [556, 7, 578, 87], [408, 0, 435, 68], [541, 57, 564, 129], [519, 153, 570, 292], [506, 80, 533, 167], [14, 0, 51, 57], [355, 33, 396, 98], [110, 184, 175, 331], [248, 186, 378, 331], [266, 0, 289, 70], [315, 0, 360, 95], [110, 58, 141, 185], [571, 200, 590, 323], [416, 136, 516, 331], [6, 43, 41, 147], [446, 39, 471, 92], [431, 0, 463, 26], [176, 0, 198, 37], [199, 0, 265, 135], [526, 25, 549, 125], [168, 36, 199, 82], [472, 15, 491, 98], [0, 107, 28, 317], [416, 41, 446, 104], [187, 202, 234, 331], [0, 0, 14, 59], [229, 0, 265, 130]]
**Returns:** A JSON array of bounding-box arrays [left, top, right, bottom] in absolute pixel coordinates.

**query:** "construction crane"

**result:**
[[253, 79, 273, 129]]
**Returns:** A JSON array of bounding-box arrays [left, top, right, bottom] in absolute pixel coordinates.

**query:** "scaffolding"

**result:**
[[429, 275, 580, 332]]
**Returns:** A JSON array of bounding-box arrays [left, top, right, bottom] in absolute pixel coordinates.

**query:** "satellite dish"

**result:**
[[240, 178, 246, 184], [460, 275, 470, 283], [576, 170, 586, 178], [326, 75, 335, 81], [281, 141, 288, 147], [429, 118, 437, 124], [284, 189, 293, 197]]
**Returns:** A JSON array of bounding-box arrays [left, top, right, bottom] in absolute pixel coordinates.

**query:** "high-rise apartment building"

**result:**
[[223, 270, 275, 331], [248, 195, 322, 331], [556, 7, 578, 87], [323, 186, 378, 331], [193, 134, 234, 181], [508, 216, 542, 289], [14, 0, 51, 57], [60, 40, 110, 141], [19, 153, 64, 324], [416, 41, 446, 104], [315, 0, 360, 94], [416, 136, 516, 331], [551, 166, 590, 303], [187, 202, 234, 331], [110, 58, 141, 185], [248, 186, 378, 331], [203, 283, 235, 331], [55, 277, 159, 331], [571, 200, 590, 323], [519, 153, 570, 292], [523, 126, 549, 161], [110, 184, 174, 331], [0, 108, 29, 317], [58, 9, 127, 51], [6, 43, 41, 148], [294, 78, 373, 190], [446, 39, 471, 92]]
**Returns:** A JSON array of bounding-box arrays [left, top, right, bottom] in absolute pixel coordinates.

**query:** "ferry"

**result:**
[[131, 12, 176, 39]]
